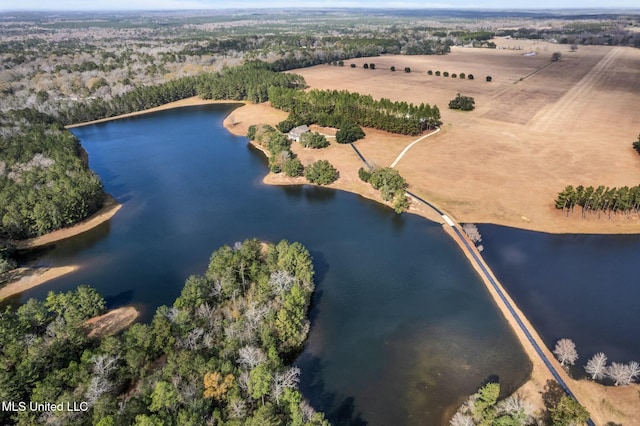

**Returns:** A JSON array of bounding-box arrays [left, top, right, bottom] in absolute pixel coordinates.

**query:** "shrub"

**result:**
[[305, 160, 339, 185], [246, 125, 257, 141], [358, 167, 372, 182], [443, 71, 449, 77], [427, 70, 433, 75], [390, 66, 396, 72], [299, 132, 329, 149], [393, 190, 409, 214], [435, 70, 441, 76], [276, 119, 297, 133], [451, 73, 457, 78], [369, 63, 376, 70], [338, 60, 344, 66], [468, 74, 474, 80], [336, 122, 365, 144], [459, 73, 466, 79], [283, 158, 304, 177], [369, 167, 407, 201], [350, 63, 356, 68], [363, 63, 369, 69], [448, 93, 475, 111], [486, 75, 492, 82], [404, 67, 411, 73]]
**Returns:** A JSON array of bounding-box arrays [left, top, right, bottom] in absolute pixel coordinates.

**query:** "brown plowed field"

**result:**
[[290, 41, 640, 233]]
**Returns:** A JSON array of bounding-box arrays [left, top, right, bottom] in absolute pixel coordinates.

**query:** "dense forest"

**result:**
[[0, 62, 305, 247], [268, 87, 441, 136], [58, 62, 306, 126], [0, 239, 328, 426], [0, 109, 104, 240]]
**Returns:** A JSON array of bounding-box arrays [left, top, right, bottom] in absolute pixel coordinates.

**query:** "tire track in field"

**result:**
[[533, 47, 622, 133]]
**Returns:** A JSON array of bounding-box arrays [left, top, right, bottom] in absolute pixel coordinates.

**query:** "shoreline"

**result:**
[[0, 266, 78, 301], [223, 103, 640, 423], [12, 194, 122, 250], [4, 98, 634, 421], [67, 97, 246, 129], [84, 306, 140, 338]]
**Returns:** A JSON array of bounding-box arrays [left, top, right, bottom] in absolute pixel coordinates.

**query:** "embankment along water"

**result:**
[[479, 224, 640, 370], [12, 105, 529, 425]]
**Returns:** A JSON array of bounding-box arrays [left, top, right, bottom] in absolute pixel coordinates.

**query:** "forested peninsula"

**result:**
[[0, 239, 328, 426]]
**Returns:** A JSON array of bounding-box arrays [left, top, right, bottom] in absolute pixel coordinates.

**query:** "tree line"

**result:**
[[555, 185, 640, 218], [450, 381, 589, 426], [553, 338, 640, 387], [0, 109, 105, 240], [267, 87, 441, 136], [57, 62, 306, 126], [1, 61, 306, 246], [0, 239, 329, 426]]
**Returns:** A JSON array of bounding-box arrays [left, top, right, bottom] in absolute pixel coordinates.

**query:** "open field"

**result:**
[[289, 41, 640, 233]]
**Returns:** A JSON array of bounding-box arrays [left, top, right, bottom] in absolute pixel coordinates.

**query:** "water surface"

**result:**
[[479, 224, 640, 371], [14, 105, 530, 424]]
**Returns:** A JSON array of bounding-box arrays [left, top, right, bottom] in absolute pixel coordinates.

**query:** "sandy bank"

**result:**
[[84, 306, 140, 338], [227, 101, 640, 234], [0, 266, 78, 300], [67, 97, 245, 129], [225, 101, 640, 424], [13, 194, 121, 250]]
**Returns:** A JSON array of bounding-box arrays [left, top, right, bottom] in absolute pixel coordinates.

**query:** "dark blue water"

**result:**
[[479, 224, 640, 371], [12, 105, 530, 424]]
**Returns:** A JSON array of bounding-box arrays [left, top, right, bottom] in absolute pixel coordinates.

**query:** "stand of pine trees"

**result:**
[[555, 185, 640, 218]]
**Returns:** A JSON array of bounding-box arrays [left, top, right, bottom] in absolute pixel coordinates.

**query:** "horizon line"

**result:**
[[2, 7, 640, 12]]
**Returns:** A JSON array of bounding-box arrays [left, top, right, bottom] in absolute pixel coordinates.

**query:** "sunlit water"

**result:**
[[10, 105, 530, 424]]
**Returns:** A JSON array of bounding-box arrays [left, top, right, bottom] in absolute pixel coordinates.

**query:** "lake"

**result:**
[[13, 104, 530, 425], [479, 224, 640, 373]]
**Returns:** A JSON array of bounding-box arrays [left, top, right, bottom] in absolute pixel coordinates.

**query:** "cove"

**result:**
[[14, 104, 529, 425], [478, 224, 640, 372]]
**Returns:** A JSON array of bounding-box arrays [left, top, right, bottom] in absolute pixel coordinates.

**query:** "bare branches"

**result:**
[[269, 270, 297, 295], [237, 346, 266, 369], [584, 352, 607, 380], [271, 367, 301, 404], [607, 361, 640, 386], [553, 338, 578, 367]]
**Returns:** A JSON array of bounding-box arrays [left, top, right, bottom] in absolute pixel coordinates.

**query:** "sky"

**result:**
[[2, 0, 639, 11]]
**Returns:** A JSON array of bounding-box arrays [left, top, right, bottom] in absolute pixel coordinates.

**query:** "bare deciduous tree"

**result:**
[[584, 352, 607, 380], [607, 362, 632, 386], [462, 223, 482, 244], [85, 376, 113, 407], [271, 366, 301, 404], [228, 398, 247, 419], [554, 338, 578, 367], [628, 361, 640, 383], [91, 354, 120, 377], [237, 346, 266, 369], [496, 392, 535, 421], [269, 270, 297, 294], [300, 399, 318, 423], [450, 412, 475, 426]]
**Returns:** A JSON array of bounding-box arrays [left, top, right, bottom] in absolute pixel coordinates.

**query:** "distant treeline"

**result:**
[[57, 62, 306, 125], [0, 109, 104, 240], [268, 87, 441, 136], [555, 185, 640, 218], [0, 239, 329, 425]]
